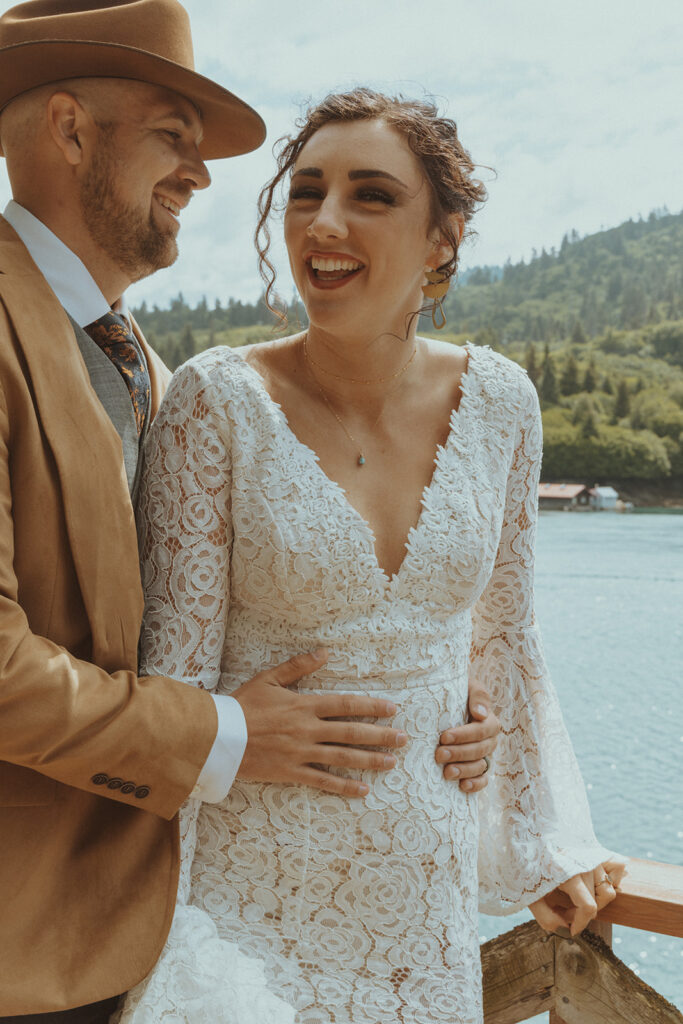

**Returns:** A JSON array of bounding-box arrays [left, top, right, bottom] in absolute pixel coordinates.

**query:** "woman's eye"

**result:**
[[356, 189, 395, 205], [288, 188, 323, 202]]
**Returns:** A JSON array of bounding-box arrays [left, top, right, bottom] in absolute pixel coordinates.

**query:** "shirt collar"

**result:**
[[3, 200, 130, 327]]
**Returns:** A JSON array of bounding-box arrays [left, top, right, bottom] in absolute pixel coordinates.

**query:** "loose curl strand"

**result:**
[[255, 88, 489, 323]]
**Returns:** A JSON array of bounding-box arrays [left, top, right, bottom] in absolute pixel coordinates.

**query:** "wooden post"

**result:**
[[549, 919, 612, 1024], [551, 928, 682, 1023], [482, 859, 683, 1023], [482, 921, 683, 1024], [481, 922, 554, 1024]]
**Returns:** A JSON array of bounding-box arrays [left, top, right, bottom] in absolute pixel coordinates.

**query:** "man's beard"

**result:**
[[80, 139, 179, 283]]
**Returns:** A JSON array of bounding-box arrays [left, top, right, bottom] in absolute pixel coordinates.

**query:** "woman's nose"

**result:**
[[306, 196, 348, 240]]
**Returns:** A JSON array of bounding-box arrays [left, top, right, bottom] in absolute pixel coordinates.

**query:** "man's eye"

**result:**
[[164, 130, 181, 141]]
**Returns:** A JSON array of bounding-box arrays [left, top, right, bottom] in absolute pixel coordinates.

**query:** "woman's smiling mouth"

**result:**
[[306, 253, 365, 288]]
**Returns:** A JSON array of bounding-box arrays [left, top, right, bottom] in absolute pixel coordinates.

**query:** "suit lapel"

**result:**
[[0, 221, 143, 669]]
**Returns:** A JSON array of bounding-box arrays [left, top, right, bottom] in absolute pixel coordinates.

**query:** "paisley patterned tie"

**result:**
[[84, 310, 150, 436]]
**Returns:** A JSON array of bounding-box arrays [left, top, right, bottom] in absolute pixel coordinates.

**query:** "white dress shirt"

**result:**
[[4, 200, 246, 803]]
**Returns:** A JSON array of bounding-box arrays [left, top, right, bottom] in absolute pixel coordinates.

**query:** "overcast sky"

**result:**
[[2, 0, 681, 308]]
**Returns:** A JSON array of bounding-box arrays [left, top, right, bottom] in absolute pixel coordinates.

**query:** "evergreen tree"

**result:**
[[539, 350, 559, 406], [525, 343, 539, 389], [179, 323, 196, 362], [573, 395, 599, 438], [606, 271, 622, 304], [579, 406, 599, 438], [613, 379, 631, 420], [560, 352, 580, 395], [583, 357, 597, 392], [621, 281, 647, 329], [602, 375, 614, 395], [570, 320, 588, 346]]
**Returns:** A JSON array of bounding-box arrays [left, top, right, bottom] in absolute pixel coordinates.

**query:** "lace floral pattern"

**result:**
[[116, 344, 610, 1024]]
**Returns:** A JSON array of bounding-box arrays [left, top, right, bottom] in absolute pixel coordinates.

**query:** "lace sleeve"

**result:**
[[136, 359, 233, 894], [117, 360, 297, 1024], [471, 373, 612, 915], [137, 359, 233, 688]]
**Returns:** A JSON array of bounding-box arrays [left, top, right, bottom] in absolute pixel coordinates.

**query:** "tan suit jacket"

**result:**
[[0, 217, 218, 1014]]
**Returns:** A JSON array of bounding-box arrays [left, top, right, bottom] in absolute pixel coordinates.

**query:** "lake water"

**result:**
[[478, 511, 683, 1016]]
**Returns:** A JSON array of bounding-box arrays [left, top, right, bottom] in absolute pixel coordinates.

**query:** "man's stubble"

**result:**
[[79, 124, 179, 284]]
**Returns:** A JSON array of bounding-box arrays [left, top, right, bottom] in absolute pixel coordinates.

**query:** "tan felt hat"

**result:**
[[0, 0, 266, 159]]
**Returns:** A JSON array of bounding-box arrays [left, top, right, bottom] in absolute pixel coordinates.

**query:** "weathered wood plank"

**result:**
[[553, 928, 683, 1024], [600, 858, 683, 937], [550, 858, 683, 937], [481, 921, 554, 1024]]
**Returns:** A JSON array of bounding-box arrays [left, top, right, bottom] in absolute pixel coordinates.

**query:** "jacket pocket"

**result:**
[[0, 761, 57, 805]]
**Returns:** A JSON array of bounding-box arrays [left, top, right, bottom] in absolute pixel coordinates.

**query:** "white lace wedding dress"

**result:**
[[115, 342, 610, 1024]]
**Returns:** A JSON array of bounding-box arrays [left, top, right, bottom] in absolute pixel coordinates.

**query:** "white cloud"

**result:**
[[1, 0, 680, 307]]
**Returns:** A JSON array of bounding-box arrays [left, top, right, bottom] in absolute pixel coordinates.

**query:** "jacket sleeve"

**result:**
[[471, 373, 612, 914], [0, 375, 218, 820]]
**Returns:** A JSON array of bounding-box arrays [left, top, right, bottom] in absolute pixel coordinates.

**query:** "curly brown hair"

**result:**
[[255, 87, 488, 318]]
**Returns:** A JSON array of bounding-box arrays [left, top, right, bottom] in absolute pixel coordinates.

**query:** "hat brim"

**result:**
[[0, 40, 266, 159]]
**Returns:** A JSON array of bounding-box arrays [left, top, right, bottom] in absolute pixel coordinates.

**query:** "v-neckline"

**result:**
[[234, 342, 476, 587]]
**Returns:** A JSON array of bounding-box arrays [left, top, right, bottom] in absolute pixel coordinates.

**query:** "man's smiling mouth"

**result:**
[[154, 194, 182, 218]]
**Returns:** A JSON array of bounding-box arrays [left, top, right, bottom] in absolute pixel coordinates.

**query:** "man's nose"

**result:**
[[179, 145, 211, 191]]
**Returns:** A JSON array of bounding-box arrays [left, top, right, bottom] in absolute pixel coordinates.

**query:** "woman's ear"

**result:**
[[427, 213, 465, 270]]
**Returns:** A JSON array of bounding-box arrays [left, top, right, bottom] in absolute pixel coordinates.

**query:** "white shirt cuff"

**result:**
[[191, 694, 247, 803]]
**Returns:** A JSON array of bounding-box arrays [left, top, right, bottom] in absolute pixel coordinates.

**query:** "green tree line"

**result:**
[[133, 208, 683, 493]]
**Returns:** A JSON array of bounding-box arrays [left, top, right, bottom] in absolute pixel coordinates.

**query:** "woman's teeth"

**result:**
[[309, 256, 363, 279]]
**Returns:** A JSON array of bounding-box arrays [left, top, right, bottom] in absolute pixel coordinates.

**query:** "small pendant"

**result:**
[[357, 454, 366, 467]]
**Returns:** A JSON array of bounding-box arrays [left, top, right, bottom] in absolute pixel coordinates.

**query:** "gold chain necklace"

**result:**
[[302, 333, 417, 384], [302, 335, 413, 467]]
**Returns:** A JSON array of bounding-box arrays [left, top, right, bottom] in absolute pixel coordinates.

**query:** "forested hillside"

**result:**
[[134, 208, 683, 499]]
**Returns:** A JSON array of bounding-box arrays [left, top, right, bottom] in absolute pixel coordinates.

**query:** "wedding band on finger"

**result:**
[[482, 755, 491, 774], [596, 878, 614, 890]]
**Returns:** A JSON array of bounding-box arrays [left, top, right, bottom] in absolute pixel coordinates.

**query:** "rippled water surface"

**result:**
[[478, 511, 683, 1015]]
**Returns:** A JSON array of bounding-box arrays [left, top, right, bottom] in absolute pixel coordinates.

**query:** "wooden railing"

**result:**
[[481, 858, 683, 1024]]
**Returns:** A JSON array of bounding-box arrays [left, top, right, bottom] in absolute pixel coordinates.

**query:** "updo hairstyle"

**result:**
[[255, 87, 488, 317]]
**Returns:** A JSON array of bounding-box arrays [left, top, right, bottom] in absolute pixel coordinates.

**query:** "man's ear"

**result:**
[[46, 91, 91, 167]]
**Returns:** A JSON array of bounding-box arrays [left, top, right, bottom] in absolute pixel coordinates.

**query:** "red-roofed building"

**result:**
[[538, 483, 591, 509]]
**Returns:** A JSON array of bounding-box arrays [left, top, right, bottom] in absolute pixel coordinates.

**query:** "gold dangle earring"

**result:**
[[421, 268, 451, 330]]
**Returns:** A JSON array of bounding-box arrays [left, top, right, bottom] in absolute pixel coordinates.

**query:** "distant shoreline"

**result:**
[[613, 483, 683, 509], [540, 481, 683, 510]]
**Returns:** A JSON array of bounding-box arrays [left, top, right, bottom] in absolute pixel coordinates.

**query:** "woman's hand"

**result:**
[[530, 857, 629, 936], [435, 685, 500, 792]]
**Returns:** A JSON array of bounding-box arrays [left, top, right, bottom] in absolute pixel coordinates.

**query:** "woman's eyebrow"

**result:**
[[292, 167, 323, 178], [291, 167, 407, 188], [348, 169, 407, 187]]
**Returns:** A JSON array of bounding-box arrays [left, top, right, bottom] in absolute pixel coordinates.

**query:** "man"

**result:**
[[0, 1, 499, 1020]]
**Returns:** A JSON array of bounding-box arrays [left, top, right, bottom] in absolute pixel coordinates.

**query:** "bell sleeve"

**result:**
[[471, 372, 613, 915]]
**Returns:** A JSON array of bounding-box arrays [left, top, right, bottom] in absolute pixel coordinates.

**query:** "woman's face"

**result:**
[[284, 118, 441, 340]]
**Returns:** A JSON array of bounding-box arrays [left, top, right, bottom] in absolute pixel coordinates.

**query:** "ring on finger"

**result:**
[[482, 755, 491, 774], [595, 877, 614, 891]]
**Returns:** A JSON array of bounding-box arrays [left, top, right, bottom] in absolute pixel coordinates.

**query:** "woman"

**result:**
[[117, 90, 624, 1024]]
